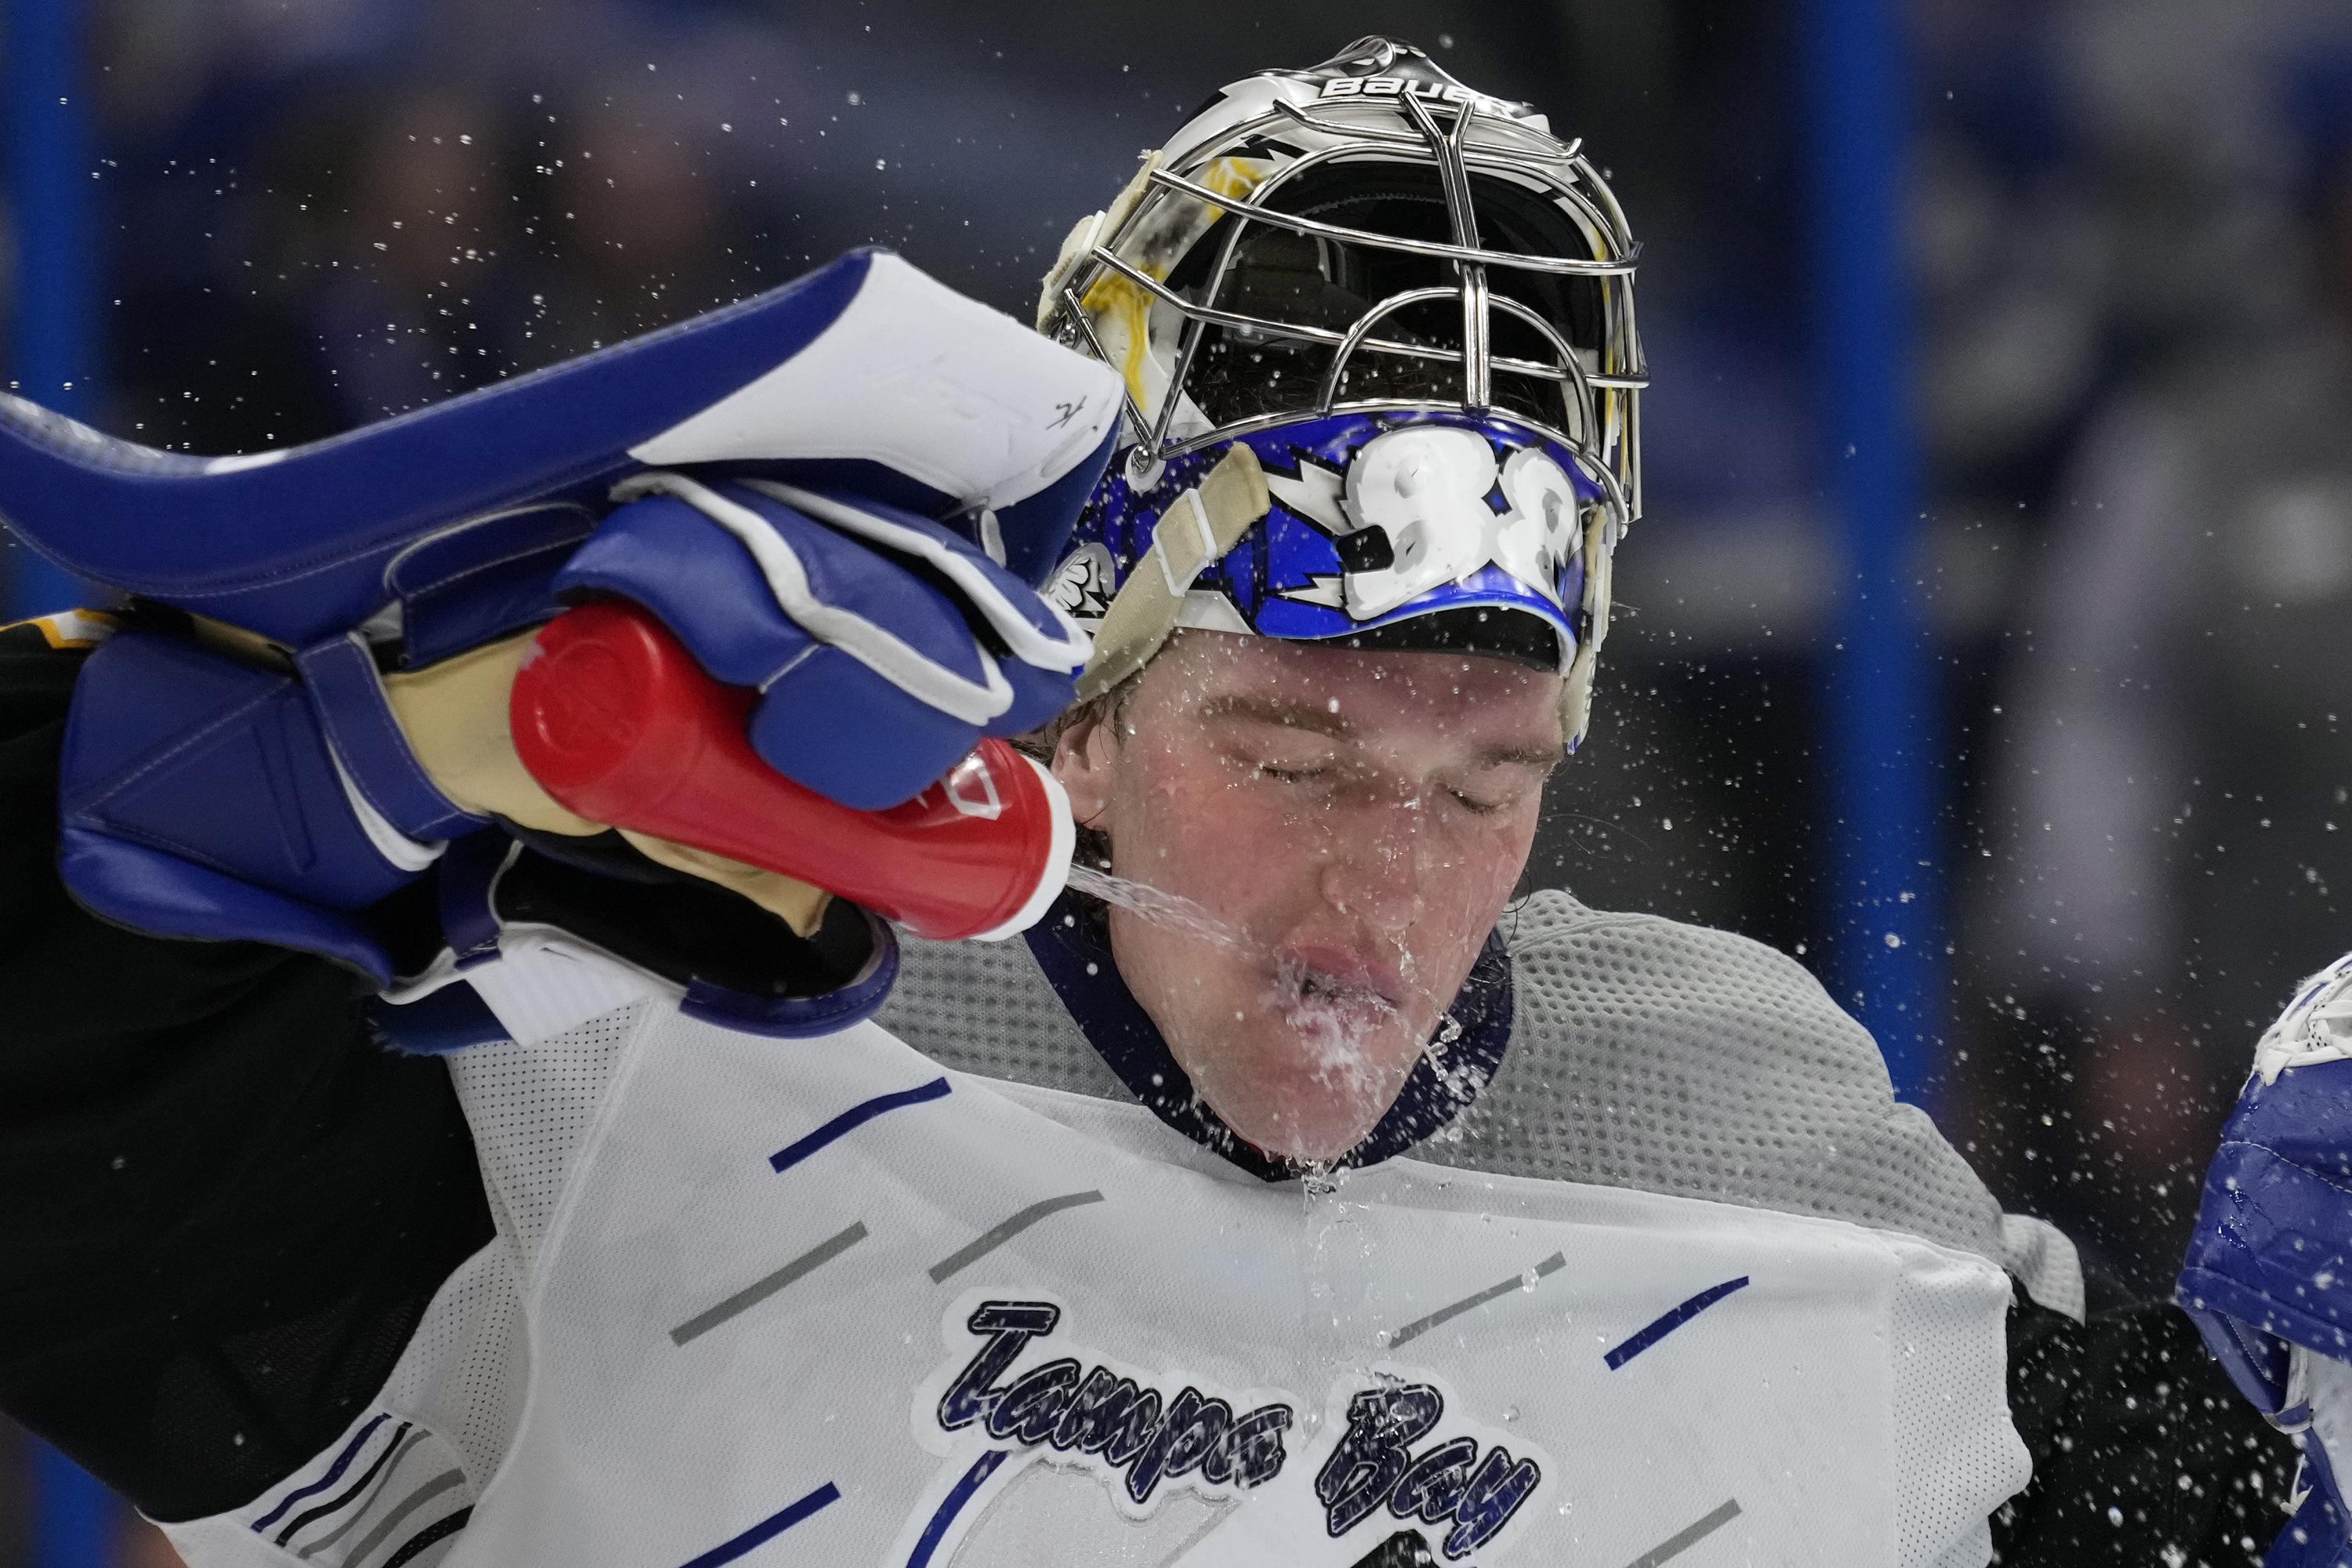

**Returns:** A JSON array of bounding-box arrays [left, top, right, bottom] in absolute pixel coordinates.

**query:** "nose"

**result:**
[[1316, 793, 1428, 936]]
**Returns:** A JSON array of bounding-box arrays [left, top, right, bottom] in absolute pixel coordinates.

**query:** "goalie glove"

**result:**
[[557, 470, 1086, 811], [7, 249, 1119, 1028]]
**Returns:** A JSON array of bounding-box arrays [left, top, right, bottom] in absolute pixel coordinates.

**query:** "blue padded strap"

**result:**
[[434, 830, 514, 970], [387, 501, 587, 667], [296, 632, 487, 843]]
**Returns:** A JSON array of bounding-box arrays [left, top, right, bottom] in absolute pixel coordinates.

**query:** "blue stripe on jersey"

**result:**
[[296, 1430, 430, 1561], [274, 1421, 413, 1545], [768, 1077, 951, 1174], [677, 1483, 841, 1568], [251, 1413, 394, 1533], [906, 1450, 1008, 1568], [1603, 1277, 1751, 1371]]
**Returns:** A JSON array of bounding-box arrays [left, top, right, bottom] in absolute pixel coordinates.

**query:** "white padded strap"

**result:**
[[1074, 445, 1269, 702]]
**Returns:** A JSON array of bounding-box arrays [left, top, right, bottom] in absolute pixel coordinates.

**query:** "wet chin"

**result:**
[[1189, 1012, 1421, 1163]]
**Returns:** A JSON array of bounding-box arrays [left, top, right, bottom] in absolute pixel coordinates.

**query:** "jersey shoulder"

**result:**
[[1457, 891, 2021, 1272], [876, 929, 1129, 1098]]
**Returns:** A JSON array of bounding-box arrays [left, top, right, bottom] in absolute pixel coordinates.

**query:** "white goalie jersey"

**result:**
[[154, 894, 2063, 1568]]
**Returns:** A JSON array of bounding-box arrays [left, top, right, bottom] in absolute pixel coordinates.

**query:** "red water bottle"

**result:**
[[509, 600, 1073, 942]]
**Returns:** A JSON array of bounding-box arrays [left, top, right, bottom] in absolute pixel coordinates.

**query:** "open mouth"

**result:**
[[1298, 968, 1374, 1004], [1272, 955, 1403, 1053], [1275, 943, 1405, 1011], [1269, 964, 1403, 1104], [1277, 961, 1399, 1014]]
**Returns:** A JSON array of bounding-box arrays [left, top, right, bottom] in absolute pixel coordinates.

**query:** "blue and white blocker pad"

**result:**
[[0, 249, 1122, 1011], [0, 249, 1121, 644]]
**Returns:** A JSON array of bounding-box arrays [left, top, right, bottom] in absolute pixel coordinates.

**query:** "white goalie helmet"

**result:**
[[1036, 36, 1647, 749]]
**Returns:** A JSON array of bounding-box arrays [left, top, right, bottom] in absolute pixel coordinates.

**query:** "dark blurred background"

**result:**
[[4, 0, 2351, 1559]]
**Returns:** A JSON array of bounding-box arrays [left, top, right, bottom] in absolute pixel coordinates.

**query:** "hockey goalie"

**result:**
[[0, 37, 2324, 1568]]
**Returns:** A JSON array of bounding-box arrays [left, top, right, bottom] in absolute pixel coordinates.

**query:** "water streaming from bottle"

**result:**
[[1062, 862, 1256, 954], [1060, 861, 1468, 1104]]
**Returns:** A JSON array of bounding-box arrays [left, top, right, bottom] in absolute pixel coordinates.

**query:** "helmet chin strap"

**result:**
[[1074, 443, 1269, 702], [1561, 504, 1616, 753]]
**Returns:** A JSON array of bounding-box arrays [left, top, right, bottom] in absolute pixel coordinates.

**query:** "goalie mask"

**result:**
[[1036, 35, 1645, 748]]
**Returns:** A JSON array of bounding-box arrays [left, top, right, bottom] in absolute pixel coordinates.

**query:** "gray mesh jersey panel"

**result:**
[[877, 890, 2009, 1266]]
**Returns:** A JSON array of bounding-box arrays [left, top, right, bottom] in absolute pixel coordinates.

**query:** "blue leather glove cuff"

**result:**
[[58, 630, 463, 982]]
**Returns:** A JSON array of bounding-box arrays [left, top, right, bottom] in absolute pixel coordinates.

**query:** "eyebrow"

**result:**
[[1194, 693, 1352, 739], [1195, 693, 1562, 770], [1472, 742, 1565, 771]]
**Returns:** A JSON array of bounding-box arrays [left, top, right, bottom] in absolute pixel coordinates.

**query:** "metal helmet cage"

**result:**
[[1040, 36, 1648, 532]]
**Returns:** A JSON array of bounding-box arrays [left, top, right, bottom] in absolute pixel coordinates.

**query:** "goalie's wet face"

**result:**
[[1051, 631, 1562, 1163]]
